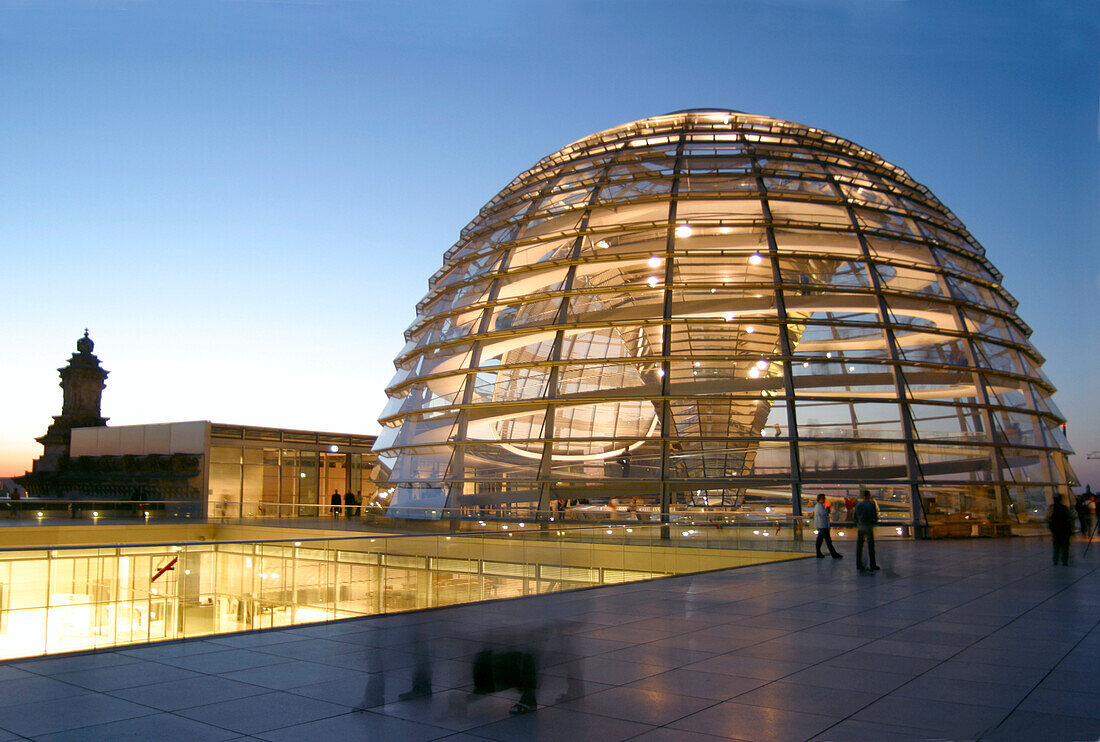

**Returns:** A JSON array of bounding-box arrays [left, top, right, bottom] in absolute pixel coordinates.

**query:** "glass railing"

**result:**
[[0, 523, 807, 660]]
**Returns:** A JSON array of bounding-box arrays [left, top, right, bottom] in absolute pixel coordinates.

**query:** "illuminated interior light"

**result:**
[[183, 569, 190, 575], [36, 512, 43, 517], [748, 367, 761, 379], [646, 275, 659, 287], [92, 511, 99, 517], [371, 111, 1072, 524], [838, 531, 846, 537], [755, 359, 769, 370], [328, 445, 339, 453]]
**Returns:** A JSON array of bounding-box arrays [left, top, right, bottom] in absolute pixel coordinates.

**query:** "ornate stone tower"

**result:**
[[31, 330, 109, 472]]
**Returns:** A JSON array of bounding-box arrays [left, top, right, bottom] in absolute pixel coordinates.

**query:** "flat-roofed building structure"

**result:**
[[68, 422, 379, 518]]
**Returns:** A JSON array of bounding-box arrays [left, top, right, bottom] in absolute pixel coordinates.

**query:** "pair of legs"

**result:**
[[856, 526, 877, 570], [815, 527, 842, 557], [1052, 537, 1069, 565]]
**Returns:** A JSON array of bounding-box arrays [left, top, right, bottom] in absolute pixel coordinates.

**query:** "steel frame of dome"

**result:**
[[374, 110, 1075, 526]]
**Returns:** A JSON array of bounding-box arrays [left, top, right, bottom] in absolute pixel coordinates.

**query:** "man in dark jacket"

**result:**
[[1049, 495, 1073, 566], [854, 489, 880, 572]]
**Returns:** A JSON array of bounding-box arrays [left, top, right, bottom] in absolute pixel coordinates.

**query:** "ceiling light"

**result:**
[[647, 276, 659, 287], [749, 253, 763, 265], [648, 256, 661, 268], [675, 224, 693, 238]]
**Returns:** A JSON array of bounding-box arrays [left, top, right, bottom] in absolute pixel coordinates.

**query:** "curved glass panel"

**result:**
[[375, 110, 1075, 524]]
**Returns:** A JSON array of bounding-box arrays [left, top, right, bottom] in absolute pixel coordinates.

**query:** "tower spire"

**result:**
[[30, 332, 109, 472]]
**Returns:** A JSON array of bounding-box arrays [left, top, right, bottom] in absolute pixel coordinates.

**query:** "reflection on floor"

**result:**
[[0, 537, 1097, 740]]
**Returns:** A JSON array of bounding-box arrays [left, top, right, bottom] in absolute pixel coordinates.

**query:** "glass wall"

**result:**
[[209, 445, 377, 519], [375, 109, 1076, 526], [0, 525, 802, 659]]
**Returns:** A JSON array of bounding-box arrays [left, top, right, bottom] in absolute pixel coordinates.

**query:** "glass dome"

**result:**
[[374, 110, 1075, 525]]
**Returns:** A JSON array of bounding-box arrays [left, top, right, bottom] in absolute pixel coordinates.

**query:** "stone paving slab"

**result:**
[[1, 536, 1099, 740]]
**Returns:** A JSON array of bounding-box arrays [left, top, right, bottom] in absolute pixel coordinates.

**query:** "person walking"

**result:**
[[854, 489, 880, 573], [1049, 495, 1073, 566], [813, 494, 843, 559]]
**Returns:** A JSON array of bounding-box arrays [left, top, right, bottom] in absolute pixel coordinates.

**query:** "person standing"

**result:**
[[330, 490, 342, 517], [1076, 485, 1095, 539], [813, 494, 843, 559], [343, 491, 356, 518], [1049, 495, 1072, 566], [854, 489, 880, 572]]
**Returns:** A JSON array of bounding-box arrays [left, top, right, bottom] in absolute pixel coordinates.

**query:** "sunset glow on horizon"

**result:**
[[2, 1, 1096, 487]]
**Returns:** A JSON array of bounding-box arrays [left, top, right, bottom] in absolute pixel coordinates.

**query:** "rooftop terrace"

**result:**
[[0, 536, 1097, 741]]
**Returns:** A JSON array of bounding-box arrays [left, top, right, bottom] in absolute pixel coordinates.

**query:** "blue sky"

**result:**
[[1, 0, 1097, 486]]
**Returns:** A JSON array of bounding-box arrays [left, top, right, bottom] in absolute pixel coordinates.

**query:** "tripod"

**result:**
[[1084, 513, 1098, 558]]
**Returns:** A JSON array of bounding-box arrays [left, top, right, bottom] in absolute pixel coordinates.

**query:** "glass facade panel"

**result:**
[[376, 110, 1075, 524]]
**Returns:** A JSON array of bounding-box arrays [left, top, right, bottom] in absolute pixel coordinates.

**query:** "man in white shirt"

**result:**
[[813, 494, 843, 559]]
